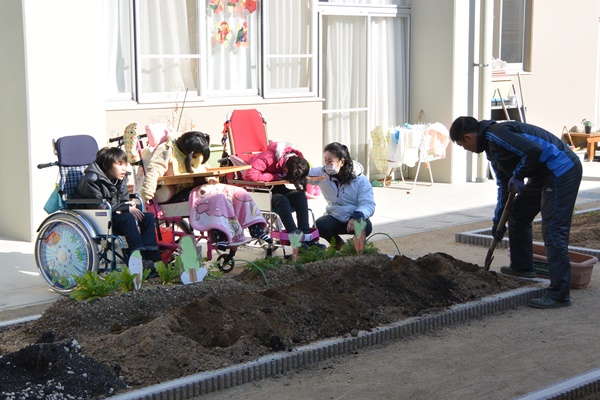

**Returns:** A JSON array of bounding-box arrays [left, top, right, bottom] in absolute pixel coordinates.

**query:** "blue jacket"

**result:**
[[476, 120, 579, 222]]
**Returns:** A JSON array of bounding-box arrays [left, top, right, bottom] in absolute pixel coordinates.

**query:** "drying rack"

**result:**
[[381, 111, 450, 190]]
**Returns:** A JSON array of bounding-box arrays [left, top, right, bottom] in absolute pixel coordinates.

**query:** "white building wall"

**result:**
[[1, 0, 107, 241], [0, 0, 30, 240], [410, 0, 470, 184], [106, 101, 324, 169]]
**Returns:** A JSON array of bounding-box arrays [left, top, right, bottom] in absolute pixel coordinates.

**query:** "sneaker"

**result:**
[[499, 266, 537, 278], [529, 297, 571, 309], [216, 241, 228, 252]]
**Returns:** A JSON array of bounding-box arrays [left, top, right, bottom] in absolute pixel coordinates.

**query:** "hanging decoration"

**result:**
[[215, 21, 231, 45], [235, 21, 249, 47], [242, 0, 257, 13], [208, 0, 224, 14]]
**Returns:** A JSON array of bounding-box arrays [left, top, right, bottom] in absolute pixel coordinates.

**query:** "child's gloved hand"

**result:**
[[508, 177, 525, 193]]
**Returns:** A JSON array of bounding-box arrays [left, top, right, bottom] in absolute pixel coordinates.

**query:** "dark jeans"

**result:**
[[508, 161, 582, 301], [316, 214, 373, 245], [271, 186, 311, 234], [112, 211, 161, 262]]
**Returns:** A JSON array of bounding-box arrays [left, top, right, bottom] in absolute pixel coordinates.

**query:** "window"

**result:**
[[104, 0, 317, 103], [493, 0, 532, 71]]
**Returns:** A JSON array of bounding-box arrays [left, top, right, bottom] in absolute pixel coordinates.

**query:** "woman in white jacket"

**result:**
[[309, 142, 375, 249]]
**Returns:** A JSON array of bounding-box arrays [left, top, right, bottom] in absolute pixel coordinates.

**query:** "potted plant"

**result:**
[[582, 119, 593, 134]]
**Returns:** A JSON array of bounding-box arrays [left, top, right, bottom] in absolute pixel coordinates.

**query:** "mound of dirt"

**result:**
[[0, 253, 531, 399]]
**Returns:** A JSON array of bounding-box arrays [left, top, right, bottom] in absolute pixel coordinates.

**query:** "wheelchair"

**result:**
[[220, 109, 322, 258], [35, 135, 142, 295]]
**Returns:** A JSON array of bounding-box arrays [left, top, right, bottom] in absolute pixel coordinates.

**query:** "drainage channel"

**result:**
[[109, 285, 600, 400]]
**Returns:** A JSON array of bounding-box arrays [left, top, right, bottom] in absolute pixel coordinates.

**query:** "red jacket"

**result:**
[[242, 142, 304, 181]]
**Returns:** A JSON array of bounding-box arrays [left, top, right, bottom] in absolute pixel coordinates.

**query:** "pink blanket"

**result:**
[[189, 183, 266, 243]]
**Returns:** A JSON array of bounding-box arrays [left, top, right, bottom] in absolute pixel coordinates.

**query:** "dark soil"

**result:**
[[0, 253, 531, 399], [532, 210, 600, 248]]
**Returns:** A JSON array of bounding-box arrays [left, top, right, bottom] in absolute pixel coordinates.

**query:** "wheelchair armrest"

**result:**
[[129, 193, 145, 212], [66, 198, 112, 209]]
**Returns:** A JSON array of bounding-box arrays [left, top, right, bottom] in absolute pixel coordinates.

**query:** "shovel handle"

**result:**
[[484, 190, 516, 271]]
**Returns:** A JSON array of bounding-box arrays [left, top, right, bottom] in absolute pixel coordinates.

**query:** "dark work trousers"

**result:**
[[271, 185, 311, 234], [508, 160, 582, 301], [316, 214, 373, 245], [112, 211, 161, 261]]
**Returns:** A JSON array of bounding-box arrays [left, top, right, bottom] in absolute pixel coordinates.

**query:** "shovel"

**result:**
[[484, 190, 516, 271]]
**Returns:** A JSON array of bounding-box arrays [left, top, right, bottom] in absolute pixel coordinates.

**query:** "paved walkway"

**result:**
[[1, 162, 599, 321]]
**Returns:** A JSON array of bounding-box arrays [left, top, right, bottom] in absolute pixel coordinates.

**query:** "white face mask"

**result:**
[[324, 164, 340, 175]]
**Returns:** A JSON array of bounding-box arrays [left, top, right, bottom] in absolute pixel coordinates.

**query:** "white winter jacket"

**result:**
[[309, 161, 375, 222]]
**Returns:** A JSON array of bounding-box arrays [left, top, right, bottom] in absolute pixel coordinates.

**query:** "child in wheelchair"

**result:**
[[72, 147, 162, 268], [140, 130, 272, 251], [242, 141, 325, 249]]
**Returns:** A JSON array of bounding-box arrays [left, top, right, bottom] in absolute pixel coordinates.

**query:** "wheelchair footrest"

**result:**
[[271, 228, 319, 245]]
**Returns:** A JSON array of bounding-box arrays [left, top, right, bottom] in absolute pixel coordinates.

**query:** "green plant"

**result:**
[[69, 271, 119, 302], [583, 119, 593, 127], [155, 260, 184, 284], [114, 265, 151, 293]]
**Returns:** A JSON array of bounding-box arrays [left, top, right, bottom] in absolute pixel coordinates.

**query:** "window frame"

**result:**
[[492, 0, 533, 72], [107, 0, 319, 104]]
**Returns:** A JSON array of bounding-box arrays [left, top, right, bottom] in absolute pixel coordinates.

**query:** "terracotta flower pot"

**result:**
[[532, 243, 597, 289]]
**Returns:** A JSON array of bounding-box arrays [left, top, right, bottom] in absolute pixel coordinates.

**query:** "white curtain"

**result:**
[[104, 0, 132, 99], [206, 2, 258, 93], [322, 16, 368, 164], [264, 0, 312, 94], [370, 16, 409, 128], [138, 0, 198, 95], [322, 13, 409, 170]]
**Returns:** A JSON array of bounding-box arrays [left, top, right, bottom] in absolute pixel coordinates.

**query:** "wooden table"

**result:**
[[157, 165, 250, 185], [564, 132, 600, 161], [229, 176, 325, 187]]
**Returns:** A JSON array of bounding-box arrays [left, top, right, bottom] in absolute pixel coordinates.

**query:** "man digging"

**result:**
[[450, 116, 582, 309]]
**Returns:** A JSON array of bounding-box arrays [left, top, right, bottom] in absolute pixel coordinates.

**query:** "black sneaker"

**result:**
[[529, 297, 571, 309], [500, 266, 537, 278], [307, 240, 326, 250]]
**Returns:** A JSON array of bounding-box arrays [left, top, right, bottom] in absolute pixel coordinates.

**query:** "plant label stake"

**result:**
[[354, 219, 367, 255], [179, 236, 207, 284], [128, 250, 143, 291], [288, 232, 304, 262]]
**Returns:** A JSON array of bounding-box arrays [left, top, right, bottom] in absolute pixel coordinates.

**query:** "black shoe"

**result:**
[[216, 241, 228, 252], [306, 240, 326, 250], [500, 266, 537, 278], [529, 297, 571, 309], [142, 260, 159, 279]]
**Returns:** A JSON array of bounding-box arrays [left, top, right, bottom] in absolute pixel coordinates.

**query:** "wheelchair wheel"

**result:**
[[216, 253, 235, 272], [35, 214, 99, 295]]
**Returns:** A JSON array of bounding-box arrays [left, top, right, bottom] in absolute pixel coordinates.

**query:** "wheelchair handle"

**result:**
[[37, 162, 58, 169], [109, 133, 148, 143]]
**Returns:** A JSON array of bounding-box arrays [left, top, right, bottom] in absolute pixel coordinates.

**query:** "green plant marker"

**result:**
[[354, 219, 367, 255], [179, 236, 207, 284], [289, 231, 304, 262], [128, 250, 143, 290]]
